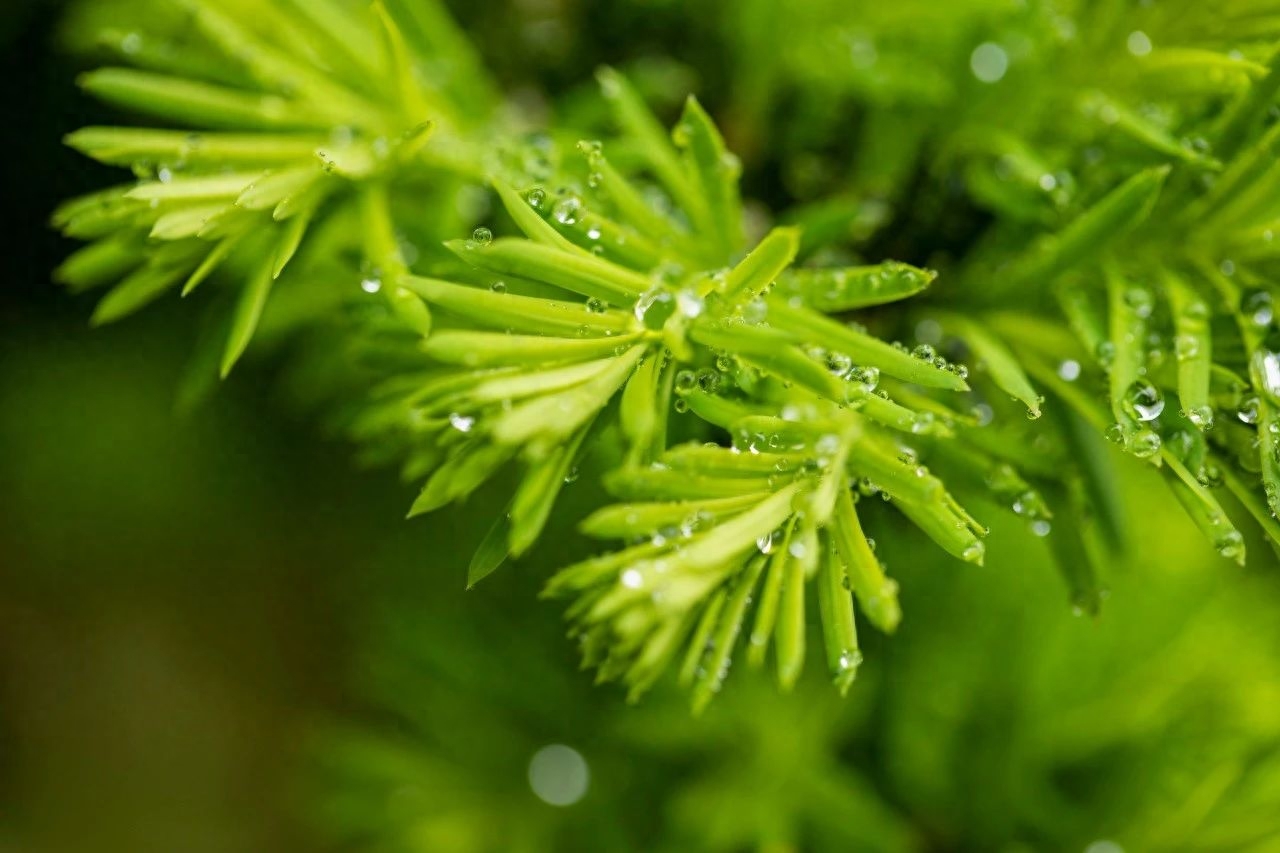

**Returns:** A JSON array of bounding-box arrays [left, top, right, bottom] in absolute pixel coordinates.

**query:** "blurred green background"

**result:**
[[4, 2, 1280, 851]]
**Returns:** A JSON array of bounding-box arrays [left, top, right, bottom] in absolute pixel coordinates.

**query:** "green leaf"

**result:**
[[580, 494, 765, 540], [423, 331, 645, 368], [722, 227, 800, 304], [128, 172, 261, 201], [774, 543, 807, 691], [1163, 268, 1214, 429], [91, 260, 187, 325], [403, 276, 634, 337], [691, 555, 765, 714], [221, 259, 274, 377], [816, 534, 861, 695], [1002, 166, 1170, 292], [66, 127, 325, 168], [446, 238, 649, 304], [782, 262, 936, 312], [54, 236, 142, 293], [509, 424, 593, 556], [832, 489, 901, 632], [490, 346, 645, 446], [80, 68, 319, 130], [942, 313, 1042, 417], [1105, 265, 1160, 458], [491, 180, 583, 254], [674, 96, 743, 259], [184, 234, 243, 295], [1078, 91, 1220, 168], [467, 511, 512, 589], [768, 301, 969, 391], [1164, 454, 1245, 565], [596, 67, 701, 229]]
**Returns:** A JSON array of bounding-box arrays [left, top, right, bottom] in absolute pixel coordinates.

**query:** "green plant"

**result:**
[[54, 0, 1280, 716]]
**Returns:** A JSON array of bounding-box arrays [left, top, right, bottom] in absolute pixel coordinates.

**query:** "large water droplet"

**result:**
[[1238, 395, 1261, 424], [1126, 30, 1153, 56], [553, 196, 582, 225], [1123, 380, 1165, 422], [1242, 290, 1273, 326], [970, 42, 1009, 83], [634, 287, 676, 331], [1253, 347, 1280, 406], [528, 744, 589, 807]]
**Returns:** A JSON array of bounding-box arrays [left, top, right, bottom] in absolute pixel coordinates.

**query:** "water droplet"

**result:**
[[1253, 347, 1280, 405], [673, 399, 689, 413], [621, 569, 644, 589], [470, 226, 493, 247], [1242, 290, 1273, 326], [1096, 340, 1116, 367], [1058, 359, 1082, 381], [1126, 30, 1153, 56], [1129, 430, 1163, 458], [449, 412, 475, 433], [1124, 287, 1154, 318], [1215, 530, 1245, 562], [360, 278, 382, 294], [1123, 380, 1165, 422], [1186, 405, 1214, 429], [553, 196, 582, 225], [1031, 520, 1051, 537], [526, 188, 547, 209], [564, 466, 579, 484], [826, 351, 854, 376], [1174, 334, 1199, 360], [634, 287, 676, 330], [528, 744, 589, 807], [1239, 396, 1261, 424], [676, 289, 704, 318], [585, 297, 607, 313], [970, 42, 1009, 83], [837, 650, 862, 671]]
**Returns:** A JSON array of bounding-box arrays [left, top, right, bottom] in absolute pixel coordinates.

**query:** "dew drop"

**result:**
[[1123, 380, 1165, 422], [1215, 530, 1245, 562], [1252, 347, 1280, 406], [1242, 290, 1273, 326], [1186, 405, 1214, 429], [1126, 30, 1153, 56], [1238, 395, 1261, 424], [528, 744, 589, 807], [970, 42, 1009, 83], [553, 196, 582, 225]]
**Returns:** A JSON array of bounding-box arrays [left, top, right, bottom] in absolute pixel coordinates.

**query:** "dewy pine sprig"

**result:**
[[53, 0, 1280, 708], [54, 0, 500, 376]]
